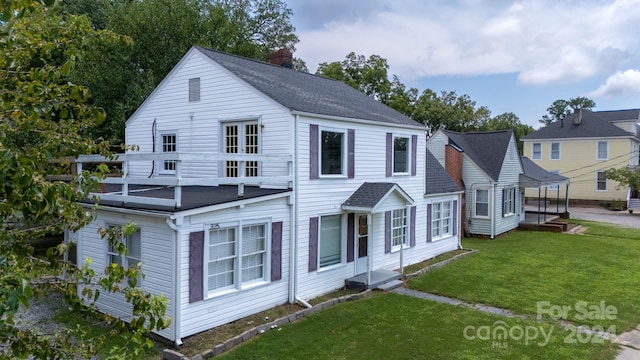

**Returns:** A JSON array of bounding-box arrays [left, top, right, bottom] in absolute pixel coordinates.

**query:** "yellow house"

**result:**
[[522, 109, 640, 204]]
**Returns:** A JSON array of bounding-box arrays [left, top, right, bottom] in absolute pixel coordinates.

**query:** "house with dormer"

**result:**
[[67, 46, 463, 344]]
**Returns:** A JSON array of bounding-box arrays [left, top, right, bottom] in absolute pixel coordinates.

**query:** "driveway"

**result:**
[[569, 206, 640, 229]]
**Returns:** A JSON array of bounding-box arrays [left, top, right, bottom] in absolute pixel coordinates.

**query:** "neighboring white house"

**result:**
[[69, 46, 463, 344], [427, 129, 567, 238]]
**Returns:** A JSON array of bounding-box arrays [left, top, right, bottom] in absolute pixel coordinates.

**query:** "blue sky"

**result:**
[[286, 0, 640, 128]]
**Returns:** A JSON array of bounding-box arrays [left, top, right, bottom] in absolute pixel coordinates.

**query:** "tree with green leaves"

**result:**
[[64, 0, 299, 144], [605, 167, 640, 194], [412, 90, 492, 133], [539, 97, 596, 125], [1, 1, 168, 358], [481, 112, 534, 154], [317, 52, 392, 103]]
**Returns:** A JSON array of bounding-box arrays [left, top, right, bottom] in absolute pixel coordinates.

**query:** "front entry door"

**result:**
[[356, 214, 369, 275]]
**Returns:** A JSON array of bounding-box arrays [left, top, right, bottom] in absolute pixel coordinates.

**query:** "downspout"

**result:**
[[166, 215, 183, 347], [491, 182, 497, 239], [289, 115, 299, 304], [457, 192, 463, 250]]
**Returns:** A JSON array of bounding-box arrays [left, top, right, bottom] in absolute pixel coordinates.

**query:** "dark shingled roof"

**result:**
[[591, 109, 640, 122], [520, 157, 569, 187], [194, 46, 421, 127], [342, 182, 398, 209], [522, 109, 637, 140], [442, 130, 513, 181], [425, 149, 461, 195], [86, 185, 291, 213]]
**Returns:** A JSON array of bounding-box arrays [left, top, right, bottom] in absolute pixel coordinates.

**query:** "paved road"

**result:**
[[568, 206, 640, 229]]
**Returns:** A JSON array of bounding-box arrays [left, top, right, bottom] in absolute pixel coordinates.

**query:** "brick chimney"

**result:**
[[445, 143, 466, 236], [445, 144, 464, 189], [269, 49, 293, 69]]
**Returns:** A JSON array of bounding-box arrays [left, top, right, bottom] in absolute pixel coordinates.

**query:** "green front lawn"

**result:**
[[217, 293, 616, 360], [408, 225, 640, 331]]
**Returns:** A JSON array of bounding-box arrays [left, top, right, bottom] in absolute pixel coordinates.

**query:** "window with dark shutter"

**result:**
[[308, 217, 318, 272], [426, 204, 432, 243], [384, 211, 391, 253], [271, 222, 283, 282], [452, 200, 458, 236], [347, 213, 355, 262], [189, 231, 204, 303], [410, 206, 416, 247]]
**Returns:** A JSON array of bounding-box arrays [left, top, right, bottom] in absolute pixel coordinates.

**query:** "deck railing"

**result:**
[[76, 152, 293, 208]]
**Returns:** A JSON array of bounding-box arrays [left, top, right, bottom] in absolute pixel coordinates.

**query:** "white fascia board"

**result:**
[[291, 111, 427, 132]]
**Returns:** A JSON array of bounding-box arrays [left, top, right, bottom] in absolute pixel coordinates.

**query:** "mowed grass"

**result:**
[[408, 225, 640, 331], [216, 293, 616, 360]]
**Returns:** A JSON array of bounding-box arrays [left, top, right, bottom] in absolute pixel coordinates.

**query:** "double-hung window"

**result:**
[[319, 215, 342, 268], [432, 201, 452, 239], [393, 136, 410, 174], [596, 171, 607, 191], [107, 227, 142, 285], [550, 143, 560, 160], [474, 189, 489, 218], [161, 133, 177, 173], [320, 130, 345, 176], [502, 187, 516, 216], [597, 141, 608, 160], [391, 209, 408, 250], [532, 143, 541, 160], [206, 222, 268, 295]]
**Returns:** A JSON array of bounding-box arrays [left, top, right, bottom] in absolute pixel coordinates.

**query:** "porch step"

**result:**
[[345, 269, 402, 291], [376, 279, 404, 292], [629, 198, 640, 210]]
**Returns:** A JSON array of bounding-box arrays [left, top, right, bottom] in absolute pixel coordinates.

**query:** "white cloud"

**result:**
[[291, 0, 640, 85], [589, 69, 640, 97]]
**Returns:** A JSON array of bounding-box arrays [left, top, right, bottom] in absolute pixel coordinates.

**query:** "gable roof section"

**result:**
[[425, 149, 461, 195], [519, 157, 569, 188], [342, 182, 414, 212], [523, 109, 636, 140], [194, 46, 421, 127], [442, 129, 513, 182], [593, 109, 640, 122]]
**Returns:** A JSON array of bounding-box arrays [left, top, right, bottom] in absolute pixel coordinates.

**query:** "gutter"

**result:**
[[290, 110, 426, 131]]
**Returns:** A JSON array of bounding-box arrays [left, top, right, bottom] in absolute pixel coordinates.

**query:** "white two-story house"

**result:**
[[68, 46, 463, 344]]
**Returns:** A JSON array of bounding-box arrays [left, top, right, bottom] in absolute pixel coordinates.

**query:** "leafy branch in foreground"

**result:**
[[1, 1, 168, 358]]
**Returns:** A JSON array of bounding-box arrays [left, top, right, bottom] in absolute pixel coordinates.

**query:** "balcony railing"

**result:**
[[76, 152, 293, 208]]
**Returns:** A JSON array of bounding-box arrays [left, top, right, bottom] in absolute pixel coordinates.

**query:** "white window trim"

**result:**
[[317, 213, 346, 271], [596, 171, 607, 192], [532, 143, 541, 160], [549, 142, 560, 160], [502, 187, 516, 217], [159, 131, 178, 175], [473, 188, 491, 219], [392, 135, 411, 176], [597, 141, 609, 160], [105, 224, 142, 285], [221, 121, 261, 178], [204, 219, 271, 299], [318, 127, 347, 178], [391, 208, 409, 252], [431, 201, 453, 241]]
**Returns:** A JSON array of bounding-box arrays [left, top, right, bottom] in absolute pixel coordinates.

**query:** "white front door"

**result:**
[[356, 214, 369, 275]]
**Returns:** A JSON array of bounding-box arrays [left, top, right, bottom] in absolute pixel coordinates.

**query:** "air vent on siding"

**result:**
[[189, 77, 200, 102]]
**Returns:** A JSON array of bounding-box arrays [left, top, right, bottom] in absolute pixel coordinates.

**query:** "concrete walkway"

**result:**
[[393, 287, 638, 359]]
